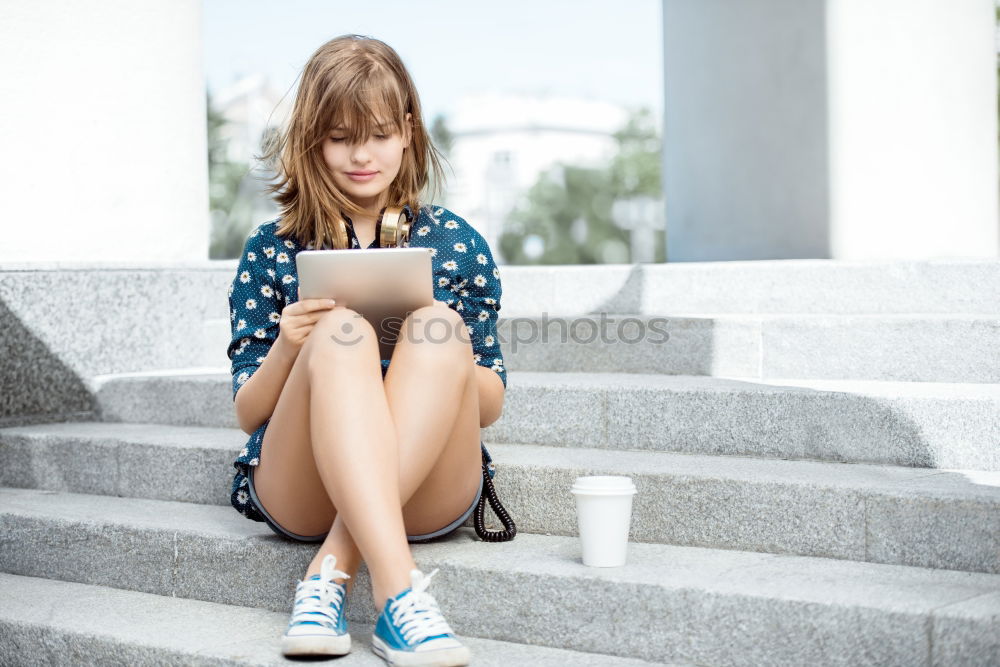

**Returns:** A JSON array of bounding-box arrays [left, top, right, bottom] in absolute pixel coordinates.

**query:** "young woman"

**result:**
[[225, 34, 506, 666]]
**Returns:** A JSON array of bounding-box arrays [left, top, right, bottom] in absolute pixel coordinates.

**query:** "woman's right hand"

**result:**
[[277, 297, 340, 351]]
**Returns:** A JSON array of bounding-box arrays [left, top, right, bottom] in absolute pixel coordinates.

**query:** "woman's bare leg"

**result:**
[[252, 304, 487, 610], [389, 306, 483, 536], [304, 307, 415, 606]]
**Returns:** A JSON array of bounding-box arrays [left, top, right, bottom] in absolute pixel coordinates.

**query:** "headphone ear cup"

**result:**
[[398, 204, 414, 247], [379, 205, 412, 248], [396, 204, 413, 246]]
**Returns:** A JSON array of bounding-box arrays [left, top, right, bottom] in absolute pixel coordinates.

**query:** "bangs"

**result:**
[[320, 65, 407, 144]]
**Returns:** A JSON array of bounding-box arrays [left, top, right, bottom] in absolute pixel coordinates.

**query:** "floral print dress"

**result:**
[[226, 204, 506, 522]]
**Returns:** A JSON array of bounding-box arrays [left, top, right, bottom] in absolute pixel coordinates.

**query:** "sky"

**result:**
[[201, 0, 663, 124]]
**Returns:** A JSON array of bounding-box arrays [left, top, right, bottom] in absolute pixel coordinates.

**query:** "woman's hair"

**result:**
[[258, 34, 447, 249]]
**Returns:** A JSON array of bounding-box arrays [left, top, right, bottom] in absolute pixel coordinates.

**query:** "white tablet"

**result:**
[[296, 247, 435, 360]]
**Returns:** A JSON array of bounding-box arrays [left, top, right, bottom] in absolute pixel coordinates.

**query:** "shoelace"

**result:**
[[387, 568, 455, 644], [289, 556, 350, 631]]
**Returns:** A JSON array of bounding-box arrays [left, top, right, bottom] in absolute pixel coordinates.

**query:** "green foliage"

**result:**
[[427, 113, 454, 207], [610, 108, 663, 198], [207, 90, 255, 260], [499, 107, 664, 265], [430, 113, 454, 154]]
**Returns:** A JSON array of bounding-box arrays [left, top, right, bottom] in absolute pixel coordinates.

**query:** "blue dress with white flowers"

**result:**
[[226, 204, 506, 522]]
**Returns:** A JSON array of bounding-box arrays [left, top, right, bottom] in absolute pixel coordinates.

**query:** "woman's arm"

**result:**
[[227, 224, 289, 434], [234, 334, 298, 435], [423, 210, 508, 423], [476, 364, 504, 428]]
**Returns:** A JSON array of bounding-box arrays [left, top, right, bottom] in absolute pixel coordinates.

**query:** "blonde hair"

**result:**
[[259, 34, 447, 249]]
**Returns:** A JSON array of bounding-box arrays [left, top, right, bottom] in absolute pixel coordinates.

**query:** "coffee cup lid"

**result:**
[[570, 475, 636, 495]]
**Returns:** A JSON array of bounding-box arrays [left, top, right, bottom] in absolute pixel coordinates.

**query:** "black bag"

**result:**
[[474, 442, 516, 541]]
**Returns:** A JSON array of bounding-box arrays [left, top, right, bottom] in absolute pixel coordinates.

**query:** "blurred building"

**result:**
[[444, 93, 630, 253], [214, 73, 291, 166]]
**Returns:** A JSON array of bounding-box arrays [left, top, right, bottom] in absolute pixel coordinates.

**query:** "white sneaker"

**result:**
[[280, 553, 352, 656], [371, 567, 471, 666]]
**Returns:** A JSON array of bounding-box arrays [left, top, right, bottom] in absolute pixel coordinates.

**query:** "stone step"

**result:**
[[204, 312, 1000, 383], [1, 421, 998, 575], [90, 371, 1000, 471], [1, 487, 997, 666], [500, 313, 1000, 383], [497, 259, 1000, 317], [9, 261, 998, 423], [475, 373, 1000, 471], [0, 573, 668, 666]]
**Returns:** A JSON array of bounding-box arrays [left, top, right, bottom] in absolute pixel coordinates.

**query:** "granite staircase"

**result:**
[[1, 258, 998, 665]]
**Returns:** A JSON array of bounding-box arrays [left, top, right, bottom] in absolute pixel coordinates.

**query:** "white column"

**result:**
[[661, 0, 998, 261], [0, 0, 209, 263], [827, 0, 997, 260]]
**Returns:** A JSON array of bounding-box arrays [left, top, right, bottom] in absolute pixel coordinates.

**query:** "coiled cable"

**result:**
[[474, 442, 517, 542]]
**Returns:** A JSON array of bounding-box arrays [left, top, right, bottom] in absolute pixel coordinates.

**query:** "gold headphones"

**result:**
[[332, 204, 415, 249]]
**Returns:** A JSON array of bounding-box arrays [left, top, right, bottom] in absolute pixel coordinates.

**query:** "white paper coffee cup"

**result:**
[[570, 475, 637, 567]]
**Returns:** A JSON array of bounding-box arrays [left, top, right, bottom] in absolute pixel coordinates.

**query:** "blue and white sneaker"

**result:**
[[280, 553, 352, 656], [371, 567, 471, 666]]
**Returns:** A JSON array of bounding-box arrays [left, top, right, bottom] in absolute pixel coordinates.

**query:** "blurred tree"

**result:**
[[207, 90, 254, 259], [428, 113, 454, 208], [499, 107, 665, 265], [430, 113, 454, 154]]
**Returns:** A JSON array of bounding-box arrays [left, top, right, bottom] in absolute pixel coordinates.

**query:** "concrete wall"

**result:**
[[0, 0, 209, 263]]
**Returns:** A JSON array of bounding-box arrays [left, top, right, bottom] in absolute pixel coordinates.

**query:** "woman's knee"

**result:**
[[301, 307, 378, 368], [402, 306, 472, 358]]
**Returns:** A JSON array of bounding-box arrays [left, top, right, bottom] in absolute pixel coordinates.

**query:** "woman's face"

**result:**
[[323, 112, 411, 214]]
